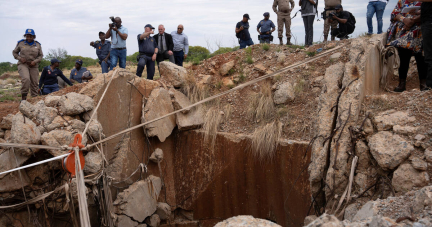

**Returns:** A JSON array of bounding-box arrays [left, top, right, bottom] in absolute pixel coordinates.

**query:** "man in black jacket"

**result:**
[[330, 4, 356, 40], [154, 25, 175, 66]]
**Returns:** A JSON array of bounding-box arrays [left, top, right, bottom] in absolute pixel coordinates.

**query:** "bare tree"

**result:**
[[45, 48, 68, 61], [204, 36, 214, 53]]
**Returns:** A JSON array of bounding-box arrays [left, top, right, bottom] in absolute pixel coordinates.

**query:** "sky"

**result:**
[[0, 0, 398, 63]]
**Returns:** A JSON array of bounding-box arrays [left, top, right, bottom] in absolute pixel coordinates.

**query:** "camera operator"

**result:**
[[236, 14, 254, 49], [323, 0, 341, 42], [105, 17, 128, 69], [257, 12, 276, 44], [329, 4, 356, 40]]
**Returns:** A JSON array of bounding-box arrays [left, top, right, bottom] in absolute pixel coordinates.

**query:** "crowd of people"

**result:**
[[11, 0, 432, 100]]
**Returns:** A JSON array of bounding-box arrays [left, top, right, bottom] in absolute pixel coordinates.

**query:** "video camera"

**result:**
[[109, 16, 117, 29]]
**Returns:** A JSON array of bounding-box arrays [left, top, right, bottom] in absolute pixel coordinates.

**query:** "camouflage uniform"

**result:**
[[324, 0, 341, 41], [273, 0, 295, 39], [12, 39, 43, 97]]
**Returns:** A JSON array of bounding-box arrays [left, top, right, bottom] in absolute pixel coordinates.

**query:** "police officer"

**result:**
[[39, 59, 73, 95], [90, 31, 111, 73], [70, 59, 93, 83], [273, 0, 295, 45], [12, 29, 43, 100], [257, 12, 276, 43], [136, 24, 158, 80]]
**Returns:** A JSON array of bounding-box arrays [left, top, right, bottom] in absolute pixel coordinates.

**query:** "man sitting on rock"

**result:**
[[39, 59, 73, 95], [136, 24, 158, 80], [70, 59, 93, 83]]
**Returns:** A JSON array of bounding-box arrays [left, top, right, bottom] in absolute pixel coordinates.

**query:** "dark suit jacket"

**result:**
[[154, 33, 174, 52]]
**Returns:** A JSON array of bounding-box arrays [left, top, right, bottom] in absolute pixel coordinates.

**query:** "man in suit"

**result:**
[[154, 25, 175, 67]]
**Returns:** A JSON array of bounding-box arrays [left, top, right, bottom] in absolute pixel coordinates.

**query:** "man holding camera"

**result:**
[[329, 4, 356, 40], [323, 0, 341, 42], [236, 14, 254, 49], [105, 17, 128, 69], [273, 0, 295, 45], [154, 25, 175, 67], [257, 12, 276, 43], [90, 32, 111, 73], [136, 24, 158, 80]]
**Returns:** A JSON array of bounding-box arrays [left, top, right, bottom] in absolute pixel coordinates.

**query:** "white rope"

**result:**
[[74, 147, 91, 227], [0, 153, 69, 176]]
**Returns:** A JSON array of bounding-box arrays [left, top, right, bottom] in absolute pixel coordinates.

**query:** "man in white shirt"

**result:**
[[366, 0, 389, 35]]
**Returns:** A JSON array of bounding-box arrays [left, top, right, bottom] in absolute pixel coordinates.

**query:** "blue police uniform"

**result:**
[[39, 66, 73, 94], [257, 19, 276, 43], [93, 40, 112, 73], [136, 34, 158, 80], [70, 67, 92, 83]]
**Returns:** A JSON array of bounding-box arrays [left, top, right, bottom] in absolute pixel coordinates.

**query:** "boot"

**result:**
[[21, 94, 27, 101], [394, 78, 406, 92], [279, 37, 283, 45], [324, 36, 328, 43], [420, 79, 430, 91], [286, 38, 293, 45]]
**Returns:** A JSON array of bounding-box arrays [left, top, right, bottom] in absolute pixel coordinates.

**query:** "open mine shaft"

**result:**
[[1, 35, 432, 227]]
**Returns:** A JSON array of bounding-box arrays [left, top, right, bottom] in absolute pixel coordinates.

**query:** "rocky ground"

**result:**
[[0, 34, 431, 227]]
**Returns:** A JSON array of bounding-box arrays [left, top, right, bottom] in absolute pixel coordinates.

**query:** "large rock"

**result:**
[[10, 113, 41, 156], [84, 151, 103, 174], [170, 88, 191, 114], [145, 214, 161, 227], [159, 62, 186, 87], [19, 100, 37, 119], [344, 203, 361, 222], [116, 215, 139, 227], [87, 119, 105, 141], [219, 60, 235, 76], [373, 110, 416, 131], [41, 130, 87, 157], [0, 114, 14, 130], [273, 82, 295, 104], [413, 186, 432, 213], [425, 148, 432, 163], [59, 92, 94, 115], [411, 157, 428, 171], [176, 106, 204, 131], [132, 77, 160, 98], [0, 149, 31, 192], [367, 131, 413, 170], [214, 216, 281, 227], [70, 119, 86, 132], [393, 125, 419, 135], [36, 105, 58, 127], [113, 176, 162, 222], [44, 95, 62, 107], [306, 214, 343, 227], [353, 201, 379, 222], [156, 202, 171, 220], [392, 163, 429, 192], [46, 116, 74, 132], [304, 215, 317, 226], [143, 88, 176, 142], [308, 63, 345, 204], [149, 148, 164, 163]]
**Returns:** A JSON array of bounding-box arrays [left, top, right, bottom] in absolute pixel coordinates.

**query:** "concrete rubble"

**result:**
[[159, 61, 187, 87], [214, 215, 282, 227]]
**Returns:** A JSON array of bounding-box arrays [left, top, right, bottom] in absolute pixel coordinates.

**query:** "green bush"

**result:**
[[186, 46, 210, 62], [262, 44, 270, 51], [127, 52, 140, 63], [306, 51, 316, 57], [246, 56, 253, 64], [0, 62, 18, 76]]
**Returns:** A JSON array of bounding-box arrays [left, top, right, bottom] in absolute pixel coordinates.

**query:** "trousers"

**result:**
[[303, 15, 315, 46], [42, 84, 60, 95], [136, 55, 155, 80], [277, 12, 292, 38], [422, 21, 432, 87], [173, 50, 185, 67], [324, 10, 338, 38], [18, 64, 39, 97]]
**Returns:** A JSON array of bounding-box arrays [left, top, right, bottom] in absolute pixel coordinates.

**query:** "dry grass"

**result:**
[[247, 83, 275, 122], [250, 120, 282, 160], [203, 105, 223, 150], [181, 72, 210, 104], [5, 78, 16, 85]]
